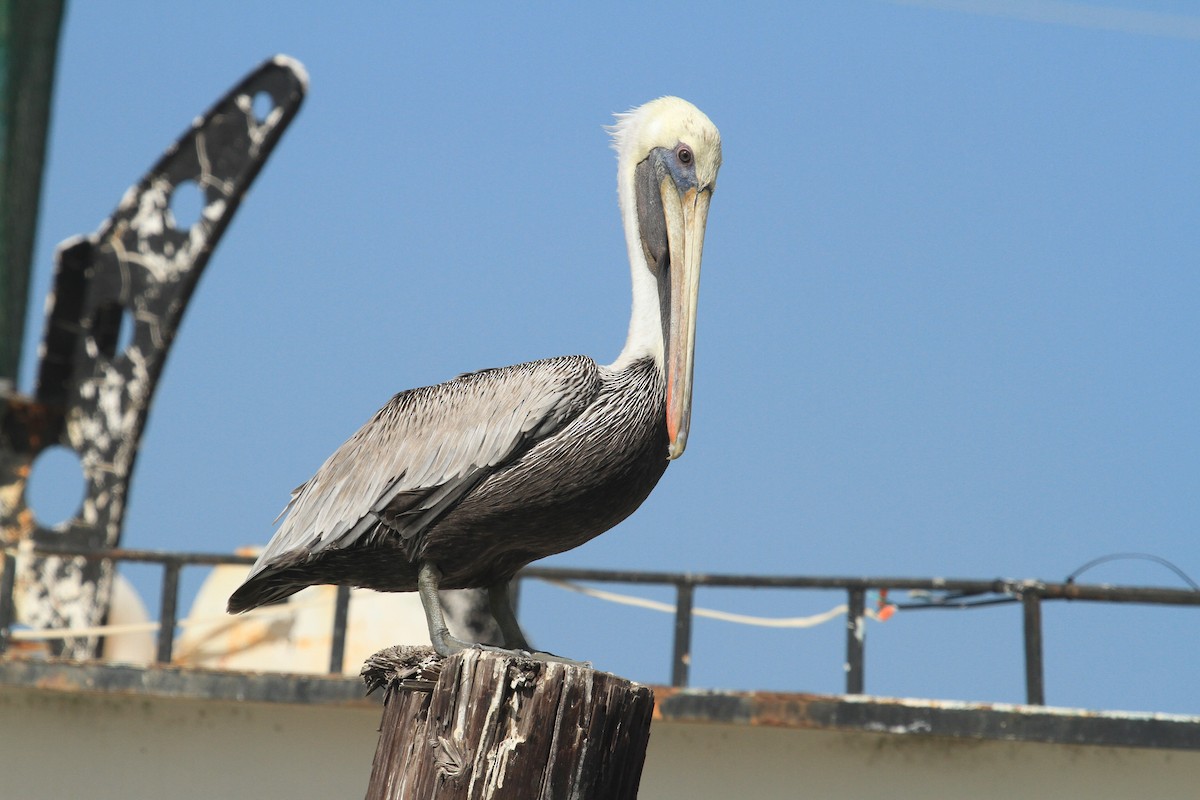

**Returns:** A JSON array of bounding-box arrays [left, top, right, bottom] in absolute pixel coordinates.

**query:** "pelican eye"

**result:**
[[677, 145, 693, 166]]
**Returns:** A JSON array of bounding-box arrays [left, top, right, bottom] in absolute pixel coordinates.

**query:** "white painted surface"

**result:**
[[0, 686, 380, 799], [642, 722, 1200, 800], [1, 684, 1197, 800], [174, 559, 429, 675]]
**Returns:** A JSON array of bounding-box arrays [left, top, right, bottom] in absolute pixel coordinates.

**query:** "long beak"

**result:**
[[661, 180, 711, 460]]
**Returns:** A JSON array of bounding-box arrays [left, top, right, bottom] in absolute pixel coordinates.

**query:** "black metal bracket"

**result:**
[[0, 55, 306, 658]]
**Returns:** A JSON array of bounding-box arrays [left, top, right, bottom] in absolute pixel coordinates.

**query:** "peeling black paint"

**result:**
[[0, 56, 306, 658]]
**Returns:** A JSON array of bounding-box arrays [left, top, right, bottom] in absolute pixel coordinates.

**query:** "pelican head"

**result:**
[[610, 97, 722, 460]]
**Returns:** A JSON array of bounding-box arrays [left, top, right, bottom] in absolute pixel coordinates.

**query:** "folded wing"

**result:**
[[244, 355, 600, 580]]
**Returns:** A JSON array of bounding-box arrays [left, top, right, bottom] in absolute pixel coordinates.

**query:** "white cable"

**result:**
[[535, 578, 889, 628], [6, 577, 892, 642]]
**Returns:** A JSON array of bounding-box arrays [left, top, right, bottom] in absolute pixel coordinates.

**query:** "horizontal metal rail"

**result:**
[[521, 567, 1200, 701], [22, 546, 258, 566], [0, 546, 1196, 705], [523, 566, 1200, 604]]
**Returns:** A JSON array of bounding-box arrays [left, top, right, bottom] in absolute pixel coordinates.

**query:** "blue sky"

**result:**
[[20, 2, 1200, 713]]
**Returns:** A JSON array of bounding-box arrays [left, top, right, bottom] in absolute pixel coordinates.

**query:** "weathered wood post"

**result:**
[[363, 647, 654, 799]]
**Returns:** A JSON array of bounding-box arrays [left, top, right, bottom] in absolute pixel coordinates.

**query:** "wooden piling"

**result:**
[[363, 648, 654, 799]]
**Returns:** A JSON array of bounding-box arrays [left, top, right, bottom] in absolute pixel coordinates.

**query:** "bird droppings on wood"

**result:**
[[433, 734, 470, 781]]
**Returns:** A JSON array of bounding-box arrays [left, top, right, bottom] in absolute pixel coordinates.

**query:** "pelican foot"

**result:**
[[527, 650, 592, 667], [509, 647, 591, 667], [429, 630, 477, 658], [463, 643, 591, 668]]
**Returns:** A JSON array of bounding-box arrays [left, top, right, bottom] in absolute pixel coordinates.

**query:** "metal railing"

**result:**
[[1, 545, 1197, 704], [522, 566, 1200, 703]]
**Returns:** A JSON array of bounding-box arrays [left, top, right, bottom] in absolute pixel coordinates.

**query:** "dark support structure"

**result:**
[[671, 581, 694, 687], [0, 57, 305, 659], [845, 587, 866, 694], [1022, 585, 1046, 706], [365, 649, 654, 799], [0, 549, 15, 652], [0, 1, 65, 385], [156, 561, 181, 664]]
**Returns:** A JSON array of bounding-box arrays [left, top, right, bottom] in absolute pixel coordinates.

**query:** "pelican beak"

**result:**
[[661, 180, 711, 460]]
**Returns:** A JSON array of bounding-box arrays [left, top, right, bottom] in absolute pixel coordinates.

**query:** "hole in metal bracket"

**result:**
[[251, 91, 275, 124], [27, 445, 87, 529], [89, 302, 135, 360], [169, 180, 206, 231]]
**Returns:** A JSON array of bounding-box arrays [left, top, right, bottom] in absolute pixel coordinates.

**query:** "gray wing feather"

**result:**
[[246, 356, 599, 576]]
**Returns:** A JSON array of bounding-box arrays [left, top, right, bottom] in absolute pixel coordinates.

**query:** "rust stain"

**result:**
[[744, 691, 818, 729], [652, 686, 823, 729], [2, 396, 64, 455], [32, 671, 89, 694], [650, 685, 695, 721]]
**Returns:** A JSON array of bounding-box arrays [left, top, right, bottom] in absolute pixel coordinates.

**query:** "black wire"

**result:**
[[1064, 552, 1200, 591], [885, 552, 1199, 613], [894, 596, 1017, 611]]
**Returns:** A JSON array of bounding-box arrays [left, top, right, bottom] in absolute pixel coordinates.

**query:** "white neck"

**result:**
[[608, 154, 665, 372]]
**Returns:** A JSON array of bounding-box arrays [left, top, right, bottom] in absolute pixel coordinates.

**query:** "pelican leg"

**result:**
[[418, 562, 474, 657], [420, 563, 589, 665], [487, 580, 533, 651], [487, 579, 592, 666]]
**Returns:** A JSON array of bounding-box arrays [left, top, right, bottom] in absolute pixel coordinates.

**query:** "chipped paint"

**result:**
[[863, 719, 934, 736], [0, 57, 306, 658]]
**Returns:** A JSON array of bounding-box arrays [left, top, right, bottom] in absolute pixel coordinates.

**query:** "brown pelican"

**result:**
[[228, 97, 722, 658]]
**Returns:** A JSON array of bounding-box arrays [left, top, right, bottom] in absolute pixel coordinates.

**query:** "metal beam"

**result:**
[[0, 0, 65, 385]]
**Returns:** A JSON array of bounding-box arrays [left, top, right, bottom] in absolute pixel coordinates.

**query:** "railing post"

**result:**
[[1022, 586, 1045, 705], [671, 581, 695, 687], [156, 560, 181, 664], [0, 550, 16, 655], [328, 584, 351, 674], [845, 587, 866, 694]]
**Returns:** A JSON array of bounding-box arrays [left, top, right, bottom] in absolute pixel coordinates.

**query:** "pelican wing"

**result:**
[[246, 355, 599, 576]]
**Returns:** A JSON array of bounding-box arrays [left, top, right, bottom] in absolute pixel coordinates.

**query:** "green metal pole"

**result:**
[[0, 0, 65, 389]]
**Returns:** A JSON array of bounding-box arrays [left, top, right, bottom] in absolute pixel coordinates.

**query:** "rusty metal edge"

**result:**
[[651, 687, 1200, 751], [0, 656, 379, 708], [2, 656, 1198, 751]]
